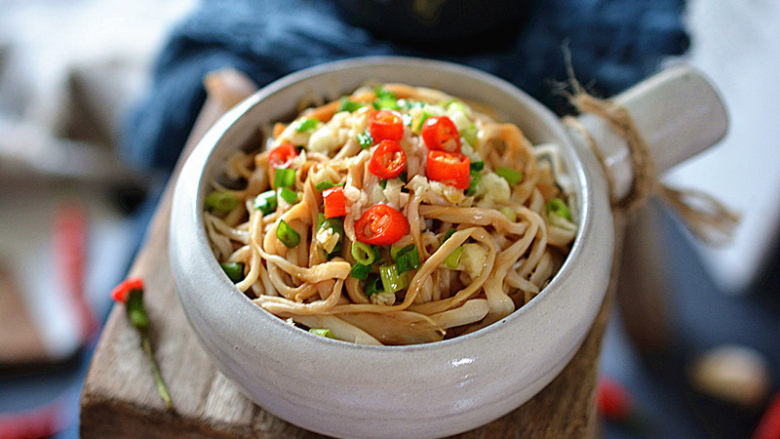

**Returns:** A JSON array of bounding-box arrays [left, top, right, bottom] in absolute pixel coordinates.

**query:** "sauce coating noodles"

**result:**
[[205, 84, 577, 345]]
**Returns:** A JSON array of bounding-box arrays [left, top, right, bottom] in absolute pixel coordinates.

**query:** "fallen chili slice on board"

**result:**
[[110, 277, 173, 410]]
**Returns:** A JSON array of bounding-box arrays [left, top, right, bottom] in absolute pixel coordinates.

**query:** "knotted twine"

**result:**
[[560, 69, 740, 246]]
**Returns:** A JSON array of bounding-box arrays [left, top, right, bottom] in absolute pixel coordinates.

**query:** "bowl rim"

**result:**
[[180, 55, 595, 353]]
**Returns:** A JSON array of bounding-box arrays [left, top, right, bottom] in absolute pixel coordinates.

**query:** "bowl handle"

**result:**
[[569, 66, 728, 201]]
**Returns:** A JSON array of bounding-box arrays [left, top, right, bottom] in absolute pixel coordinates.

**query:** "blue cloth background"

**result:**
[[122, 0, 688, 171]]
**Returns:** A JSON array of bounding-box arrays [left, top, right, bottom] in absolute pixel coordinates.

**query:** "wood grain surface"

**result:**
[[80, 75, 625, 439]]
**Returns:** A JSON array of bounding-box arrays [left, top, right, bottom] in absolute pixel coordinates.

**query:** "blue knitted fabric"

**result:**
[[122, 0, 688, 171]]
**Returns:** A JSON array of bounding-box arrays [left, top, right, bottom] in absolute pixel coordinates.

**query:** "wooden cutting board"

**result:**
[[80, 74, 625, 439]]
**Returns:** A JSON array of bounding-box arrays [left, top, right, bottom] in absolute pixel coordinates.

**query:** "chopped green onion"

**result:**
[[442, 228, 457, 242], [350, 263, 372, 280], [463, 124, 478, 146], [220, 262, 244, 282], [317, 214, 344, 256], [466, 171, 481, 196], [315, 180, 344, 191], [339, 98, 363, 113], [309, 328, 335, 338], [357, 129, 374, 149], [444, 100, 470, 115], [276, 219, 300, 248], [280, 187, 298, 204], [389, 244, 405, 260], [380, 179, 387, 189], [398, 171, 407, 183], [372, 245, 383, 263], [495, 167, 523, 185], [372, 99, 400, 111], [375, 86, 396, 100], [470, 161, 484, 172], [393, 244, 420, 274], [295, 118, 318, 132], [402, 113, 413, 127], [500, 207, 516, 222], [205, 190, 238, 213], [372, 87, 399, 111], [274, 167, 296, 189], [416, 111, 432, 131], [254, 190, 277, 215], [379, 264, 409, 294], [443, 246, 463, 269], [352, 241, 377, 265], [315, 180, 335, 191], [547, 198, 573, 221], [364, 275, 383, 297]]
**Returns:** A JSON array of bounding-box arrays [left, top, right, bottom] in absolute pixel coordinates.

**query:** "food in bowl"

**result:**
[[203, 83, 577, 345]]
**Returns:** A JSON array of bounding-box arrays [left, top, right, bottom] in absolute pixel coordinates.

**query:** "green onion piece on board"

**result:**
[[339, 98, 363, 113], [280, 187, 298, 204], [495, 167, 523, 185], [274, 168, 296, 189], [443, 246, 464, 269], [205, 190, 238, 213], [500, 207, 517, 222], [442, 228, 457, 242], [357, 129, 374, 149], [547, 198, 573, 221], [364, 275, 383, 297], [350, 263, 372, 280], [470, 161, 484, 172], [253, 190, 277, 216], [379, 264, 409, 294], [219, 262, 244, 283], [352, 241, 377, 265], [309, 328, 335, 338], [277, 219, 300, 248], [295, 118, 318, 132]]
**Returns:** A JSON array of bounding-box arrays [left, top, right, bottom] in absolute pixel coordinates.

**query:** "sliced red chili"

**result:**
[[268, 143, 298, 169], [322, 186, 347, 218], [426, 150, 470, 190], [368, 140, 406, 179], [421, 116, 460, 153], [369, 110, 404, 142], [111, 277, 144, 303], [355, 204, 408, 245]]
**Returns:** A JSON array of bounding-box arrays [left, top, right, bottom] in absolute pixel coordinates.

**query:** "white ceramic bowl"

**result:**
[[170, 57, 614, 439]]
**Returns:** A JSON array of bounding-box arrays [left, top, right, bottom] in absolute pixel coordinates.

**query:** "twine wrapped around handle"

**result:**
[[561, 74, 740, 246]]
